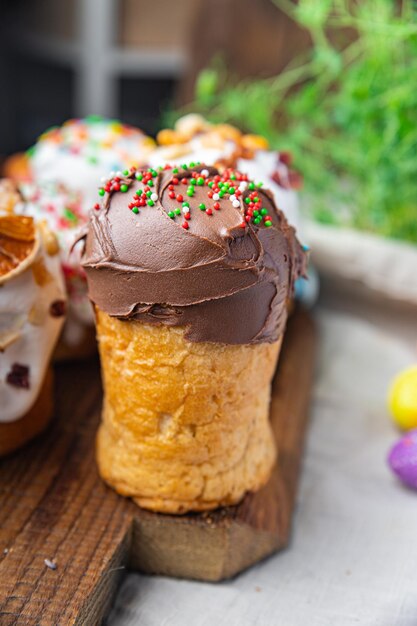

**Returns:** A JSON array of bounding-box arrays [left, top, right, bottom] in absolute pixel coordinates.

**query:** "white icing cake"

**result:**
[[0, 208, 66, 423]]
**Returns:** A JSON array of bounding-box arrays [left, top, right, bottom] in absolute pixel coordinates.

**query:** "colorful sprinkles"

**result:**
[[97, 163, 273, 230]]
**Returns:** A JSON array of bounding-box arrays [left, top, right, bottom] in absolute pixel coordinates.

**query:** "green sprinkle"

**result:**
[[254, 197, 260, 203], [120, 184, 128, 193], [173, 167, 179, 173], [254, 217, 262, 225], [261, 208, 268, 215], [168, 211, 175, 219], [182, 201, 190, 207], [175, 207, 181, 215], [136, 173, 143, 181], [248, 182, 255, 190], [181, 164, 187, 170], [229, 187, 235, 194], [253, 210, 260, 217], [149, 169, 157, 176], [64, 208, 77, 222], [264, 220, 272, 227], [148, 179, 154, 187], [219, 191, 225, 198], [189, 161, 195, 167], [199, 203, 206, 211], [98, 188, 105, 196], [187, 189, 194, 197], [257, 182, 263, 187], [146, 191, 152, 198], [132, 207, 139, 214], [123, 169, 129, 176], [197, 177, 204, 186], [230, 174, 237, 180], [208, 181, 214, 188], [244, 197, 251, 204], [136, 189, 142, 196], [147, 199, 155, 207], [190, 178, 196, 185]]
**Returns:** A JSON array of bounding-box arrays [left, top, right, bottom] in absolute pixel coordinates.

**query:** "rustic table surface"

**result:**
[[108, 295, 417, 626]]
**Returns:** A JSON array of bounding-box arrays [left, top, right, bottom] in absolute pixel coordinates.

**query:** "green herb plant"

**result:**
[[179, 0, 417, 243]]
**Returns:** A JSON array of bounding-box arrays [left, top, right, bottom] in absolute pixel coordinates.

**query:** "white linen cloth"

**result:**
[[108, 307, 417, 626], [305, 223, 417, 306]]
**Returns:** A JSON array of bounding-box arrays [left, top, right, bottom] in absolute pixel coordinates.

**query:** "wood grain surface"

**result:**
[[0, 309, 316, 625]]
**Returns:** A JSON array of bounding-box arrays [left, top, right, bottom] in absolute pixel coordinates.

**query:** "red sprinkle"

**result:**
[[206, 208, 213, 216], [176, 194, 183, 202], [168, 191, 175, 199], [213, 202, 220, 210], [182, 221, 189, 229], [184, 212, 191, 220]]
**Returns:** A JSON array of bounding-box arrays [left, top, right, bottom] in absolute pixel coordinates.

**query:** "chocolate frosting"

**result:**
[[79, 165, 307, 344]]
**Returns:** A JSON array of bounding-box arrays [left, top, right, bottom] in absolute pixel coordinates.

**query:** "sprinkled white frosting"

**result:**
[[29, 116, 156, 211], [0, 216, 66, 423]]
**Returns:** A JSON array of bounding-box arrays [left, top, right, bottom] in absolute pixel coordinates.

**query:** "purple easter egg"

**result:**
[[388, 429, 417, 490]]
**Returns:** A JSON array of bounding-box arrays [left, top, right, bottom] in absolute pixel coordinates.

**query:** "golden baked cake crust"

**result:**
[[96, 311, 280, 513]]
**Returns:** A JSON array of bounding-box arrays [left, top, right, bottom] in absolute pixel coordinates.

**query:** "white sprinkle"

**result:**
[[239, 182, 248, 191], [44, 558, 57, 570], [201, 169, 209, 177], [182, 207, 189, 214], [116, 170, 123, 178], [3, 548, 9, 555], [213, 193, 220, 201], [151, 193, 158, 201], [232, 200, 240, 208], [229, 194, 236, 202]]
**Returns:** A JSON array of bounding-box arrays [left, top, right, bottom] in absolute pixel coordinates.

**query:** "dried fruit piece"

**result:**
[[0, 215, 35, 242], [6, 363, 30, 389], [49, 299, 66, 317], [156, 129, 187, 146], [241, 134, 269, 151]]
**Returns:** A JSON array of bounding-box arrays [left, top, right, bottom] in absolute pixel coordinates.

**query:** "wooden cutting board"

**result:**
[[0, 309, 316, 626]]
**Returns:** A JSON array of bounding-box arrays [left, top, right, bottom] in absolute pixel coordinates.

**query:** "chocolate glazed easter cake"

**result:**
[[79, 164, 307, 514]]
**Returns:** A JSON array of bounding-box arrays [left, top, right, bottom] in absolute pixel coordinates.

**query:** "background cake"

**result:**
[[6, 116, 156, 359], [0, 180, 66, 455]]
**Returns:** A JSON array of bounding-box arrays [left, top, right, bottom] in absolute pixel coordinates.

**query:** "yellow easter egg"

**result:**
[[388, 366, 417, 430]]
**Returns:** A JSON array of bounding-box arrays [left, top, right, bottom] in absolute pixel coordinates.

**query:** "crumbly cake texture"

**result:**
[[96, 311, 280, 513]]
